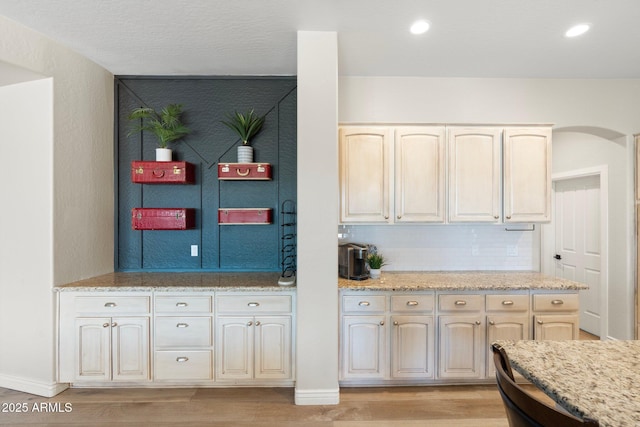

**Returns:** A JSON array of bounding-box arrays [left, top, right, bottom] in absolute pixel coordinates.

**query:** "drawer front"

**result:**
[[532, 293, 579, 312], [155, 296, 212, 314], [74, 296, 150, 314], [216, 295, 292, 314], [155, 351, 212, 380], [486, 294, 529, 312], [391, 294, 434, 313], [155, 317, 212, 347], [342, 295, 386, 313], [438, 294, 483, 312]]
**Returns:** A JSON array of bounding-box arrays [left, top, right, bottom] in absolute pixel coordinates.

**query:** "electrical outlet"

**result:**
[[191, 245, 198, 257], [507, 245, 518, 257]]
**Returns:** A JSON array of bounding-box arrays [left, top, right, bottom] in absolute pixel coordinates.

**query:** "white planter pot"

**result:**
[[369, 268, 381, 279], [237, 145, 254, 163], [156, 148, 172, 162]]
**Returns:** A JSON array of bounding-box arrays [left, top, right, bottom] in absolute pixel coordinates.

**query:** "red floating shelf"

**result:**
[[132, 208, 195, 230], [131, 161, 195, 184], [217, 163, 272, 180], [218, 208, 273, 225]]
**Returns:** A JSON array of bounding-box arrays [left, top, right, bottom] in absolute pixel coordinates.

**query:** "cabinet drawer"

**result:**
[[438, 294, 483, 312], [74, 296, 150, 314], [155, 296, 212, 314], [486, 294, 529, 312], [155, 317, 212, 347], [154, 351, 212, 380], [391, 294, 434, 313], [342, 295, 386, 313], [217, 295, 292, 314], [532, 294, 579, 312]]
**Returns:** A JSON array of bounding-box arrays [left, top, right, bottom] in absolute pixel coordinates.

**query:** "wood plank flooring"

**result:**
[[0, 330, 598, 426]]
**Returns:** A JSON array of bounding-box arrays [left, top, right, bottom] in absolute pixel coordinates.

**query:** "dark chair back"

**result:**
[[491, 343, 598, 427]]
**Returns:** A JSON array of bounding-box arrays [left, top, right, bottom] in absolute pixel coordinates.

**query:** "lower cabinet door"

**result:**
[[390, 315, 435, 379], [155, 351, 213, 380], [254, 316, 292, 380], [486, 314, 530, 378], [75, 317, 111, 381], [216, 316, 254, 380], [341, 315, 387, 380], [534, 314, 579, 340], [111, 317, 150, 381], [438, 315, 484, 379]]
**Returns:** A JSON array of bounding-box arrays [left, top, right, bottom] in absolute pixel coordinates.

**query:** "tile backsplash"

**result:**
[[339, 224, 540, 271]]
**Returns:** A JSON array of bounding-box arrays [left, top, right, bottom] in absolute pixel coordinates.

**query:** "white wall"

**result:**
[[0, 16, 114, 396], [295, 31, 340, 405], [338, 76, 640, 339]]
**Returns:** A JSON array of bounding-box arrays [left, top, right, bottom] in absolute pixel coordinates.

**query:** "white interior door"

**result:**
[[554, 175, 602, 336]]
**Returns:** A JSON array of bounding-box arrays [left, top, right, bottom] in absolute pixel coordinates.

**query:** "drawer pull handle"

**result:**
[[502, 300, 514, 306], [551, 299, 564, 305], [104, 302, 117, 307], [359, 301, 370, 306], [454, 300, 467, 306], [406, 301, 419, 306], [176, 323, 189, 328], [248, 302, 260, 307], [176, 302, 188, 307], [176, 357, 189, 363]]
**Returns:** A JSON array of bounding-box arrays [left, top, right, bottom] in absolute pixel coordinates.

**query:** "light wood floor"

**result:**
[[0, 330, 599, 426]]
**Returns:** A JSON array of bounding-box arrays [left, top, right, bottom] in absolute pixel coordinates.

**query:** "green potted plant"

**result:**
[[367, 252, 387, 279], [221, 109, 265, 163], [128, 103, 191, 161]]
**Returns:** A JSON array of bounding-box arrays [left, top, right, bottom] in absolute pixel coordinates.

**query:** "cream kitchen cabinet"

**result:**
[[58, 292, 151, 383], [154, 294, 213, 382], [447, 127, 503, 223], [532, 293, 580, 340], [215, 293, 294, 382], [394, 126, 446, 223], [339, 126, 392, 223], [391, 315, 435, 379], [503, 127, 552, 222], [341, 315, 388, 380]]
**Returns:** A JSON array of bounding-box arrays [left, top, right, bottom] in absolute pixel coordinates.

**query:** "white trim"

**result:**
[[542, 165, 609, 340], [294, 388, 340, 405], [0, 373, 68, 397]]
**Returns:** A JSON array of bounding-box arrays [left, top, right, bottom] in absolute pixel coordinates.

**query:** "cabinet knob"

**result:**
[[379, 321, 385, 326], [454, 300, 467, 306], [176, 302, 188, 307], [248, 302, 260, 307], [494, 215, 499, 220], [406, 301, 419, 306], [551, 299, 564, 305], [397, 215, 402, 219], [111, 322, 118, 327], [102, 323, 110, 328], [489, 321, 495, 325], [247, 321, 253, 326], [475, 321, 481, 325], [537, 320, 544, 325], [393, 321, 399, 326], [104, 302, 117, 308], [384, 216, 389, 220], [506, 216, 512, 220], [255, 321, 261, 326], [358, 301, 370, 307], [502, 300, 514, 306], [176, 357, 189, 363], [176, 323, 189, 328]]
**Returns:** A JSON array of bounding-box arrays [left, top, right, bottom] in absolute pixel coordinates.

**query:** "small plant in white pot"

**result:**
[[221, 109, 265, 163], [128, 104, 191, 161], [367, 253, 387, 279]]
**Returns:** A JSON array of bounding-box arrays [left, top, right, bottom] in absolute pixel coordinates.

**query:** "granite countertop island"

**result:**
[[54, 272, 293, 292], [496, 340, 640, 427], [339, 271, 587, 291]]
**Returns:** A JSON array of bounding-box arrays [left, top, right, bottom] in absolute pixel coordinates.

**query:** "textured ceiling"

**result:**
[[0, 0, 639, 78]]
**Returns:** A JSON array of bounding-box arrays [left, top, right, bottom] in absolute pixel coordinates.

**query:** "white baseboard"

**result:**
[[294, 387, 340, 405], [0, 373, 68, 397]]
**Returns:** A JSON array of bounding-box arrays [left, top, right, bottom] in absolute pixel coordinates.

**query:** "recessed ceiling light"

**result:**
[[565, 24, 590, 38], [410, 20, 430, 35]]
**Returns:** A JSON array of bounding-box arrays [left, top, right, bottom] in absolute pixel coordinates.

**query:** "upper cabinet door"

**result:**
[[395, 127, 446, 223], [448, 127, 502, 223], [503, 127, 552, 223], [339, 127, 392, 223]]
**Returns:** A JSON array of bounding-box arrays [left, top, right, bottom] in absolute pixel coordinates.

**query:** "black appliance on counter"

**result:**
[[339, 243, 369, 280]]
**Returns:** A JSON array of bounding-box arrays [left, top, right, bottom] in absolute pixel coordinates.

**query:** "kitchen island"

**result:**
[[338, 271, 587, 386], [497, 340, 640, 427]]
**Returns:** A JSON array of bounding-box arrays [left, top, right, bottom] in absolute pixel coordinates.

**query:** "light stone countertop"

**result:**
[[339, 271, 587, 291], [54, 272, 294, 292], [496, 340, 640, 427]]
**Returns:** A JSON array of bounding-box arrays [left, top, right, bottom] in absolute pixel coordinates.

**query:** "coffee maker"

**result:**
[[339, 243, 369, 280]]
